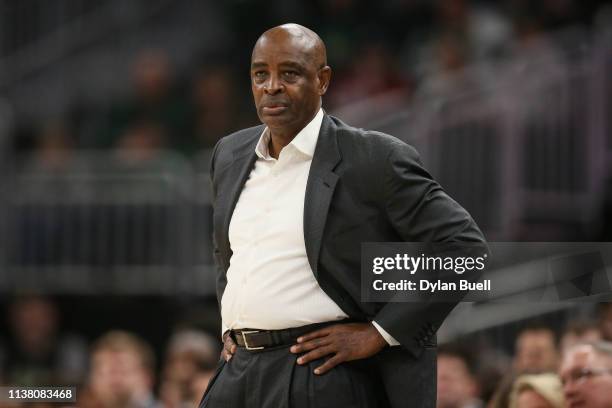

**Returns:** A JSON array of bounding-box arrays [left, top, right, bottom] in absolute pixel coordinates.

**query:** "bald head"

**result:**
[[249, 23, 332, 143], [253, 24, 327, 69]]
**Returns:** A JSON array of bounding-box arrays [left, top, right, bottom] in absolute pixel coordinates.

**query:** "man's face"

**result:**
[[514, 330, 559, 373], [436, 355, 477, 408], [250, 32, 330, 136], [90, 350, 149, 404], [559, 345, 612, 408]]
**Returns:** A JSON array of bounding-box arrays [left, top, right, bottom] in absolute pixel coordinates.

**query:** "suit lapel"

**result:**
[[304, 115, 342, 277]]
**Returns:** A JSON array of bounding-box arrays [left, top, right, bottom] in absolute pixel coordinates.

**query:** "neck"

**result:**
[[267, 128, 296, 159], [266, 107, 320, 159]]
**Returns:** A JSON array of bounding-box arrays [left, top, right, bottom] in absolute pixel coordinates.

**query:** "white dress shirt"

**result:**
[[221, 108, 398, 345]]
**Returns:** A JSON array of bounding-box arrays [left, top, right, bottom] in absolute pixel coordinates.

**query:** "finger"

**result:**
[[224, 341, 237, 356], [291, 337, 331, 353], [296, 345, 335, 365], [221, 350, 233, 362], [225, 336, 236, 347], [314, 354, 344, 375], [297, 327, 332, 343]]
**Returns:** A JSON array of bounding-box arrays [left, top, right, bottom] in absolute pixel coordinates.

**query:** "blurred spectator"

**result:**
[[327, 41, 412, 126], [17, 119, 87, 193], [114, 120, 167, 165], [560, 320, 602, 355], [191, 65, 240, 151], [27, 120, 75, 171], [559, 342, 612, 408], [158, 329, 219, 408], [513, 325, 559, 374], [98, 49, 190, 150], [412, 32, 472, 101], [597, 303, 612, 341], [411, 31, 498, 114], [1, 295, 87, 386], [80, 330, 160, 408], [508, 373, 564, 408], [435, 0, 511, 60], [437, 344, 483, 408], [328, 42, 409, 108], [404, 0, 510, 81]]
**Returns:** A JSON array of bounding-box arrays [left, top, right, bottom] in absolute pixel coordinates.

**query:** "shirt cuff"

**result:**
[[221, 324, 229, 340], [372, 321, 400, 346]]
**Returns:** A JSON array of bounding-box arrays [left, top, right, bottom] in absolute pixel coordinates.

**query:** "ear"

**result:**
[[318, 66, 332, 96]]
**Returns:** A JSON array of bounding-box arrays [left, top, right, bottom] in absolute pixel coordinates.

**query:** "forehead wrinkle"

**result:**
[[252, 48, 309, 64]]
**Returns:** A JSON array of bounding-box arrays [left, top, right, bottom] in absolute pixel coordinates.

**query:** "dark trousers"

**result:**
[[199, 344, 383, 408]]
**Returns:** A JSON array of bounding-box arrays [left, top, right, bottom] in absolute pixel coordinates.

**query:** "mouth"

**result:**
[[261, 103, 289, 115]]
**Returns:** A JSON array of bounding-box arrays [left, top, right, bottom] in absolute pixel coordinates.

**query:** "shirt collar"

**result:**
[[255, 108, 324, 160]]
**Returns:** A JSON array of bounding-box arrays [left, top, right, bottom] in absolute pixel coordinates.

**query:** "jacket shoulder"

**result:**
[[328, 115, 419, 159], [211, 124, 263, 171], [217, 124, 264, 151]]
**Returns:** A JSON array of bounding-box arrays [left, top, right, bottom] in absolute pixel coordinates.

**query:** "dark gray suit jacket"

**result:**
[[209, 114, 486, 407]]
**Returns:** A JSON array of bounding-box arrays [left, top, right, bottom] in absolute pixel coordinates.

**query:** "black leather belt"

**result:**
[[231, 321, 341, 351]]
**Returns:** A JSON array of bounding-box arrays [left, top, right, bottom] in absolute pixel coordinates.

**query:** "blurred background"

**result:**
[[0, 0, 611, 407]]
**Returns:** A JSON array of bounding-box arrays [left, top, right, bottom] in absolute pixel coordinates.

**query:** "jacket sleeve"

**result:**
[[373, 141, 488, 357]]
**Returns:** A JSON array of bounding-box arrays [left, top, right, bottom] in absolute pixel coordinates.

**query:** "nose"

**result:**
[[264, 74, 283, 95], [563, 381, 579, 402]]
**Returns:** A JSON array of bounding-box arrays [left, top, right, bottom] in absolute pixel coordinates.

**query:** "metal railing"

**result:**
[[3, 151, 215, 295], [337, 28, 609, 241]]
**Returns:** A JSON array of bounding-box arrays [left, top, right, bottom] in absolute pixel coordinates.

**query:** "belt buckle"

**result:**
[[241, 330, 264, 350]]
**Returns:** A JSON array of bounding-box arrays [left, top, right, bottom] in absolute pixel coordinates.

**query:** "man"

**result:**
[[2, 295, 88, 386], [560, 321, 601, 355], [437, 346, 482, 408], [559, 342, 612, 408], [159, 330, 219, 408], [81, 330, 161, 408], [514, 325, 559, 374], [201, 23, 486, 407]]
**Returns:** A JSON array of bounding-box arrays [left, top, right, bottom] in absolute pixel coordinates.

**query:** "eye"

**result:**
[[283, 71, 299, 80], [253, 71, 267, 81]]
